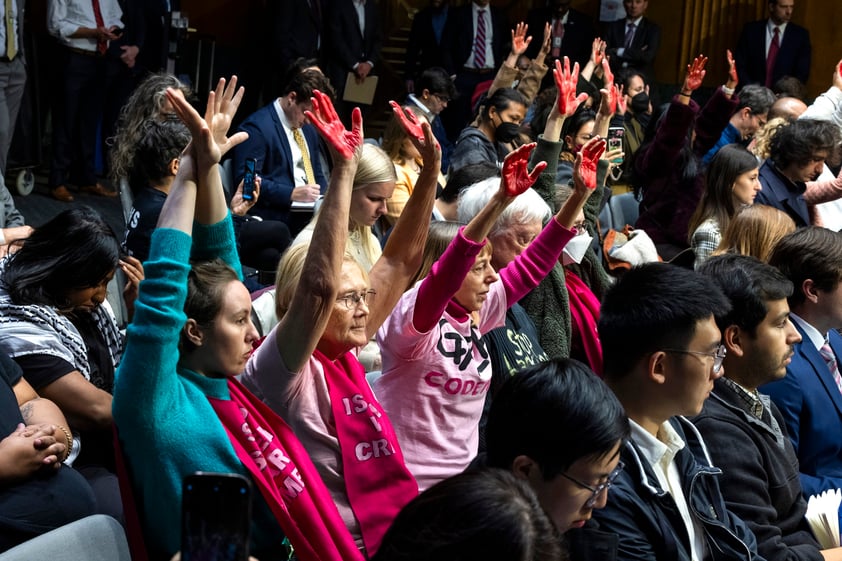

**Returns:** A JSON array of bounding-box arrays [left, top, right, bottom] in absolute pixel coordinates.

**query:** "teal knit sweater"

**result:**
[[112, 216, 285, 559]]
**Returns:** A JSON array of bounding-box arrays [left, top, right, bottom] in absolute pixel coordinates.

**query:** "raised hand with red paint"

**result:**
[[554, 57, 590, 117], [501, 142, 547, 197], [510, 22, 532, 56], [574, 136, 606, 191], [683, 54, 708, 93], [389, 101, 441, 165], [305, 90, 363, 162]]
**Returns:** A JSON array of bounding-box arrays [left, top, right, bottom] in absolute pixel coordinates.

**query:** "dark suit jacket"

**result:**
[[761, 323, 842, 528], [524, 7, 594, 68], [274, 0, 321, 72], [405, 5, 448, 80], [441, 4, 508, 74], [233, 103, 328, 223], [323, 0, 382, 95], [755, 159, 809, 227], [735, 20, 811, 87], [604, 16, 661, 81]]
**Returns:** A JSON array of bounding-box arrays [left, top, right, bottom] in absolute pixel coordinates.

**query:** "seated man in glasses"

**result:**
[[592, 263, 765, 561], [483, 357, 629, 558], [694, 254, 842, 561]]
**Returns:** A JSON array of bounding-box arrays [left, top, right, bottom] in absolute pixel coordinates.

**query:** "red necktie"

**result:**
[[765, 26, 780, 88], [91, 0, 107, 55], [550, 18, 564, 59], [474, 9, 486, 69]]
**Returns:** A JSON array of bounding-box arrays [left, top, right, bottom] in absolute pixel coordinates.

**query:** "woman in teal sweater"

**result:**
[[112, 78, 363, 561]]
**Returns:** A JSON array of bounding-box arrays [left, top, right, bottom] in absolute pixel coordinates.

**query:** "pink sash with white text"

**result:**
[[315, 349, 418, 556], [209, 378, 364, 561]]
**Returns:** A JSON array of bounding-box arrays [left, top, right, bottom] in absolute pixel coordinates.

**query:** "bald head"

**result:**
[[769, 97, 808, 122]]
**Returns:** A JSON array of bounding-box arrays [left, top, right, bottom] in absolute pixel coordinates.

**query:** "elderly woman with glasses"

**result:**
[[243, 102, 441, 557]]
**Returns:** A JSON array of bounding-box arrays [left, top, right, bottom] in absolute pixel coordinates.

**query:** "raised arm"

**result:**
[[165, 78, 249, 275], [366, 102, 440, 339], [412, 144, 546, 333], [499, 137, 604, 304], [274, 93, 363, 372]]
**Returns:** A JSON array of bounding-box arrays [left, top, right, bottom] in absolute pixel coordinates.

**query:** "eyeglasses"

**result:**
[[336, 289, 376, 310], [663, 344, 727, 374], [558, 460, 625, 508], [433, 93, 451, 103]]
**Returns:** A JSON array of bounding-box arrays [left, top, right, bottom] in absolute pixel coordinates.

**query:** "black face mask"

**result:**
[[630, 91, 650, 114], [495, 121, 520, 143]]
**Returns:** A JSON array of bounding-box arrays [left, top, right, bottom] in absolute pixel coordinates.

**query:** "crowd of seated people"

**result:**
[[8, 0, 842, 558]]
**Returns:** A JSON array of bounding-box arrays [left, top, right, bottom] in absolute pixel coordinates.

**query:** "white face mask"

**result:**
[[562, 232, 594, 265]]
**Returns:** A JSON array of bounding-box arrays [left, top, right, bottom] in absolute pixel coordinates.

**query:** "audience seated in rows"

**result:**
[[592, 263, 764, 561], [695, 253, 842, 561]]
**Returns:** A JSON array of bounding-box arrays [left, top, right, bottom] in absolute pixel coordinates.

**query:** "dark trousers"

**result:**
[[49, 50, 119, 188]]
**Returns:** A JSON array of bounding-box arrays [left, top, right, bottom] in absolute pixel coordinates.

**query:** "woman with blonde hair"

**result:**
[[294, 143, 396, 271], [712, 204, 796, 263], [381, 103, 445, 227]]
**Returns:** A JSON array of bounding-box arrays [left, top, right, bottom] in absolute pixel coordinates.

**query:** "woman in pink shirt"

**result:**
[[374, 125, 606, 492]]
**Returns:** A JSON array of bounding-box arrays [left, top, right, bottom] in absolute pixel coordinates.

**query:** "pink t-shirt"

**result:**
[[373, 280, 507, 491], [242, 330, 363, 547]]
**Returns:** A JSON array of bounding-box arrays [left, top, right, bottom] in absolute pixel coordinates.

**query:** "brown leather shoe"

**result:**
[[81, 183, 117, 197], [51, 185, 74, 202]]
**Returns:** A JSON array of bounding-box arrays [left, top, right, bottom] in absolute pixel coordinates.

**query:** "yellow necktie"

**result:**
[[5, 0, 16, 61], [292, 128, 316, 185]]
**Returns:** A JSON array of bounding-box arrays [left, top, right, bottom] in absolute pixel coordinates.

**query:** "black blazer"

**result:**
[[405, 5, 448, 80], [274, 0, 322, 71], [755, 159, 809, 227], [604, 16, 661, 81], [323, 0, 383, 92], [441, 4, 509, 74], [524, 7, 595, 68], [735, 19, 811, 86]]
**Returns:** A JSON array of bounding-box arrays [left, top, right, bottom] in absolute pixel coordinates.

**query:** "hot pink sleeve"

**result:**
[[413, 227, 486, 333], [499, 217, 576, 304]]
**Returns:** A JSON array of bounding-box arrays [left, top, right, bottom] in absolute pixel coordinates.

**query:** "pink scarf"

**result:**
[[209, 378, 364, 561], [565, 270, 603, 376], [314, 349, 418, 555]]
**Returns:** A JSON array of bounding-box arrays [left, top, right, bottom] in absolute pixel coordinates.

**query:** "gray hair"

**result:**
[[457, 177, 552, 238]]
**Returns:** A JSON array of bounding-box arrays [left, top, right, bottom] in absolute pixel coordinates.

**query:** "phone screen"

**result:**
[[182, 472, 252, 561], [607, 127, 625, 164], [242, 158, 257, 201]]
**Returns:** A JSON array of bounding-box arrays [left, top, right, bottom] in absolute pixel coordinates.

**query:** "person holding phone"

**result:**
[[233, 69, 331, 236], [113, 78, 364, 561]]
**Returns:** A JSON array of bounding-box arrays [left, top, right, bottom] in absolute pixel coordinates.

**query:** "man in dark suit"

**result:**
[[524, 0, 594, 69], [440, 0, 509, 139], [755, 118, 838, 227], [735, 0, 811, 88], [763, 227, 842, 530], [233, 70, 330, 233], [604, 0, 661, 83], [322, 0, 382, 121], [405, 0, 449, 93]]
